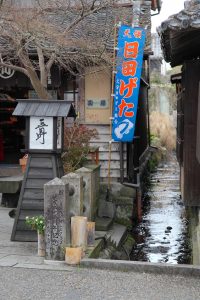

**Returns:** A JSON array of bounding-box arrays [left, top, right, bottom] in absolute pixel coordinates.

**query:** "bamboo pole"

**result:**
[[71, 216, 87, 251], [65, 246, 82, 265], [108, 21, 118, 190]]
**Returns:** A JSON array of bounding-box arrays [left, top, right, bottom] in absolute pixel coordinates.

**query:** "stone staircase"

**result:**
[[98, 182, 137, 227]]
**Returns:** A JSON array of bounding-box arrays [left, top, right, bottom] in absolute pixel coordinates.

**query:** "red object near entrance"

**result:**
[[0, 130, 4, 161]]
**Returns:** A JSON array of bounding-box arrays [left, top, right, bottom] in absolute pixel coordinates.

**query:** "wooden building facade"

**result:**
[[0, 0, 160, 184], [171, 62, 200, 206], [78, 1, 155, 183], [159, 0, 200, 206]]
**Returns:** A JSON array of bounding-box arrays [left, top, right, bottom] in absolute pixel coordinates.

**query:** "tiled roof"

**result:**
[[158, 0, 200, 66], [0, 4, 152, 56]]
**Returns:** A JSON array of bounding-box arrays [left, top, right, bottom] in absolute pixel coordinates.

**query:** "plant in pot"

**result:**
[[25, 215, 45, 257]]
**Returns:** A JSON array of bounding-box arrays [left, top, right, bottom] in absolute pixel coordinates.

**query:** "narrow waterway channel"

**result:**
[[131, 154, 191, 264]]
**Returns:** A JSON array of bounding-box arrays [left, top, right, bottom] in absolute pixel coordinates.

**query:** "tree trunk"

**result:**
[[19, 50, 51, 100], [27, 68, 51, 100]]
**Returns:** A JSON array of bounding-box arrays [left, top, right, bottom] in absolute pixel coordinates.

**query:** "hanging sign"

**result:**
[[112, 25, 146, 142]]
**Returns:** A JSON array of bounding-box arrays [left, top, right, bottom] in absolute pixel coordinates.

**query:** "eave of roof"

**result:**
[[13, 99, 76, 117], [151, 0, 162, 12], [171, 73, 182, 84], [158, 0, 200, 66]]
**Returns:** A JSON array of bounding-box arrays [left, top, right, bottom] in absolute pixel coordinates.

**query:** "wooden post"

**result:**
[[71, 216, 87, 251], [136, 188, 142, 223], [87, 222, 95, 246], [38, 231, 45, 257], [132, 1, 141, 27], [65, 247, 82, 265]]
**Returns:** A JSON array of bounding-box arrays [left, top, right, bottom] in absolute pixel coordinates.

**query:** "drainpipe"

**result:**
[[151, 9, 160, 16], [129, 0, 141, 184], [119, 142, 124, 184], [151, 0, 161, 16], [147, 57, 151, 146]]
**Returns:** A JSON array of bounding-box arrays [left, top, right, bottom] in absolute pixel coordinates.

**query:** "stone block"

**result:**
[[44, 178, 70, 261], [98, 199, 115, 219], [76, 165, 100, 221], [95, 217, 113, 231], [119, 186, 136, 198], [114, 196, 133, 206], [61, 173, 83, 218], [84, 164, 100, 199]]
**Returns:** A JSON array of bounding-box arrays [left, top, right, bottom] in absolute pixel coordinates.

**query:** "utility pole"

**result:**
[[132, 1, 141, 27]]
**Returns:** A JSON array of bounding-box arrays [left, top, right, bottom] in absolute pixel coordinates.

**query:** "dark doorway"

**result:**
[[0, 89, 26, 164]]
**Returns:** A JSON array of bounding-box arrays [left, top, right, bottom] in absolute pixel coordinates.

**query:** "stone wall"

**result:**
[[99, 182, 137, 227], [188, 208, 200, 265]]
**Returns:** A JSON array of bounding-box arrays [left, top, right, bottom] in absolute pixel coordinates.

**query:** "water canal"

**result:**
[[130, 154, 191, 264]]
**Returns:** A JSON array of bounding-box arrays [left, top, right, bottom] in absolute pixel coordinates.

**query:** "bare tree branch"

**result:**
[[46, 53, 56, 73], [0, 61, 28, 75], [37, 46, 47, 87], [0, 0, 128, 99]]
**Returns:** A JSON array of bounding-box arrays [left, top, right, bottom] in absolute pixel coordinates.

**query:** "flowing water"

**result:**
[[131, 154, 191, 264]]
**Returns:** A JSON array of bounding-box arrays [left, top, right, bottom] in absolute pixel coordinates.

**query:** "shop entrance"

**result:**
[[0, 88, 26, 164]]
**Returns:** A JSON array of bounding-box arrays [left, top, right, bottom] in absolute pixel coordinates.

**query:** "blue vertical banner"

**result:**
[[112, 25, 146, 142]]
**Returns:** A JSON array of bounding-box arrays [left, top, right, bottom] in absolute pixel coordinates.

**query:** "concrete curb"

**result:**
[[81, 258, 200, 277]]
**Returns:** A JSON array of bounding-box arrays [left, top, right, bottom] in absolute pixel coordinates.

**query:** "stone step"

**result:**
[[0, 165, 22, 177], [99, 182, 136, 199], [95, 217, 113, 231], [119, 186, 136, 198], [114, 196, 133, 206], [86, 223, 127, 259], [106, 223, 127, 248]]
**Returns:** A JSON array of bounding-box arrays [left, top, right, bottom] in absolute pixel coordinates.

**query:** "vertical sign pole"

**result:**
[[112, 26, 146, 142], [132, 1, 141, 27], [108, 21, 118, 190]]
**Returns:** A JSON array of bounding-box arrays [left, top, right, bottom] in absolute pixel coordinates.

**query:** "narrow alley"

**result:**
[[131, 154, 191, 264]]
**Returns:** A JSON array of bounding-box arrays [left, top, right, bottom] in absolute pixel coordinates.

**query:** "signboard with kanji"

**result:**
[[112, 25, 146, 142], [29, 116, 53, 150]]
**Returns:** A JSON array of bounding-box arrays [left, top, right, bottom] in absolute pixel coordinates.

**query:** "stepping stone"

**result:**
[[95, 217, 113, 231]]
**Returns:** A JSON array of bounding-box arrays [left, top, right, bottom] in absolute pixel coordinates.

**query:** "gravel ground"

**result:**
[[0, 266, 199, 300]]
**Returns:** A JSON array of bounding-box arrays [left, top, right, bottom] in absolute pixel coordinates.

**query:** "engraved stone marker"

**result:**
[[44, 177, 70, 260]]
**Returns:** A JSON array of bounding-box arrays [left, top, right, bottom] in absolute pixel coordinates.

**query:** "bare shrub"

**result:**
[[62, 123, 98, 173], [150, 111, 176, 151]]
